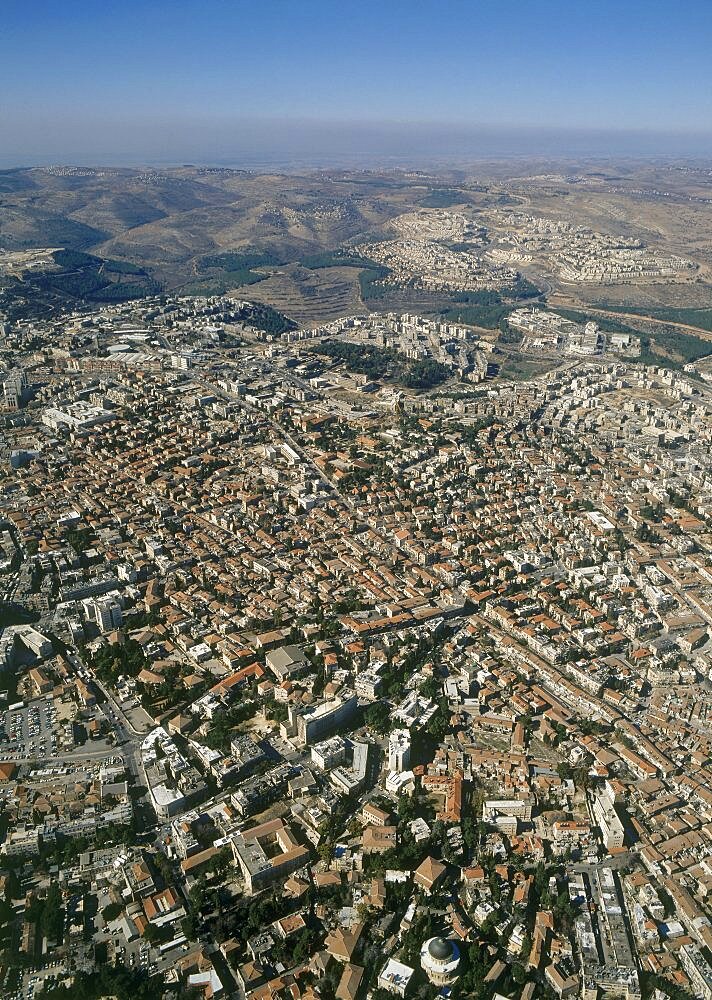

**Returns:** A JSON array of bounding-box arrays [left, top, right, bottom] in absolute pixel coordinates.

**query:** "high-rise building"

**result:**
[[83, 595, 123, 633], [2, 371, 28, 410], [388, 729, 411, 772], [281, 694, 358, 746]]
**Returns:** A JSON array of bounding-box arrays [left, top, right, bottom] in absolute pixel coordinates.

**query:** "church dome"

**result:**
[[421, 936, 460, 986], [428, 937, 453, 961]]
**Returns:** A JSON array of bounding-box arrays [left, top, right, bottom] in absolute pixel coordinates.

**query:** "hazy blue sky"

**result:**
[[2, 0, 712, 166]]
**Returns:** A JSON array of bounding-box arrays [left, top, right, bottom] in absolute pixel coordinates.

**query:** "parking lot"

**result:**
[[0, 697, 60, 759], [97, 888, 159, 977], [15, 963, 69, 1000]]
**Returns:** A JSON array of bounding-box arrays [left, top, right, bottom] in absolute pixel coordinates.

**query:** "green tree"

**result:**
[[512, 962, 528, 984], [41, 882, 64, 943], [142, 923, 162, 945], [102, 902, 123, 922], [364, 701, 391, 734]]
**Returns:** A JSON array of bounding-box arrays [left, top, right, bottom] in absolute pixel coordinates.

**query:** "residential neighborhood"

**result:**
[[1, 289, 712, 1000]]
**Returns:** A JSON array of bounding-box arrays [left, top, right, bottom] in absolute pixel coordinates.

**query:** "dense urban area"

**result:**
[[2, 170, 712, 1000]]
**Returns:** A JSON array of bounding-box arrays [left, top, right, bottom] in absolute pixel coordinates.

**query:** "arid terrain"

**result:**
[[2, 161, 712, 331]]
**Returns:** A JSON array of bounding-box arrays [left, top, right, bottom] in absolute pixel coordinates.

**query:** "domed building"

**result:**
[[420, 936, 460, 986]]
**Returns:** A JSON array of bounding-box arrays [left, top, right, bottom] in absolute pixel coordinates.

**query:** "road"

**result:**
[[548, 295, 712, 343], [64, 651, 155, 813], [572, 852, 632, 874], [0, 747, 116, 765]]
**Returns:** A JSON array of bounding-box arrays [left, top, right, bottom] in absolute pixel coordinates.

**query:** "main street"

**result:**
[[65, 650, 155, 816]]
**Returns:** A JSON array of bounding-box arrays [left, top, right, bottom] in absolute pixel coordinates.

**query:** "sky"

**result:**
[[2, 0, 712, 166]]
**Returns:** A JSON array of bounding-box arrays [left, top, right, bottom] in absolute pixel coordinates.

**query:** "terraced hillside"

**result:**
[[217, 263, 365, 326]]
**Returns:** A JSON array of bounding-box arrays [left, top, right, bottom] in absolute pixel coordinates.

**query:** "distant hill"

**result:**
[[0, 166, 491, 271], [4, 164, 712, 325], [0, 247, 161, 321], [0, 166, 484, 321]]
